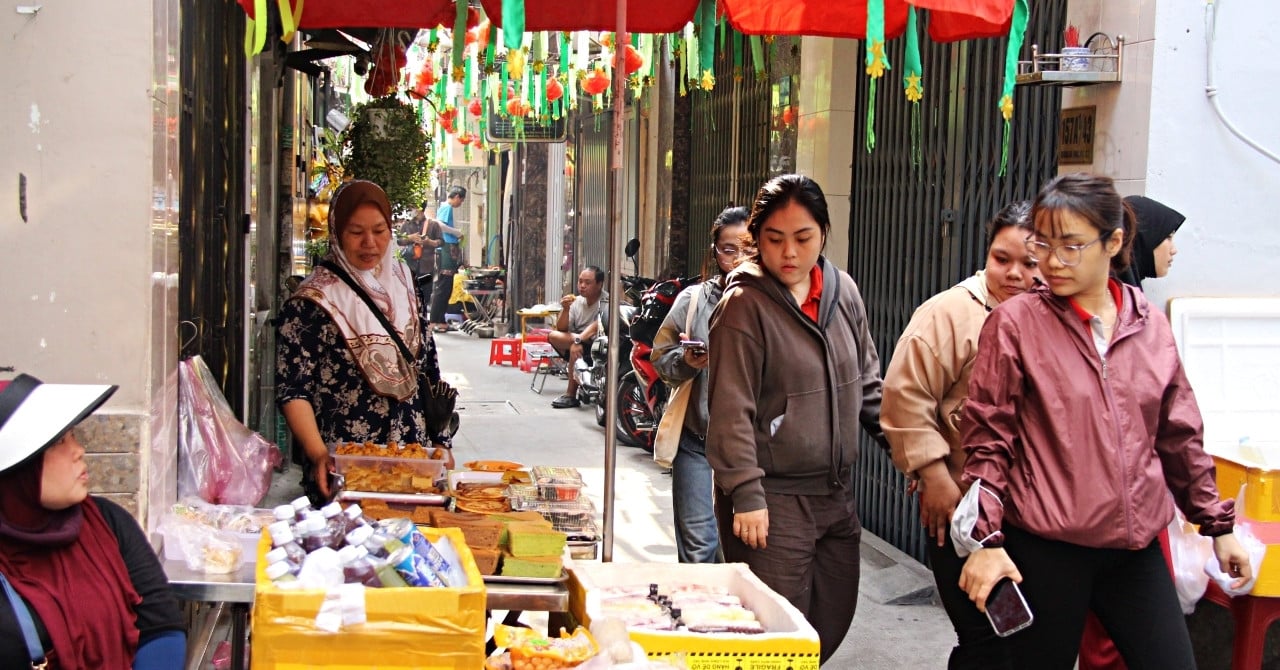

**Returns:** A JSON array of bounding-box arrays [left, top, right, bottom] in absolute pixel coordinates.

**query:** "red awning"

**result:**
[[237, 0, 455, 30], [720, 0, 910, 40], [479, 0, 701, 35]]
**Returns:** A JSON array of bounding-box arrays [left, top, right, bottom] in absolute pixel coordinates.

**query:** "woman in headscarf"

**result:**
[[0, 375, 185, 669], [277, 180, 453, 506], [1118, 195, 1183, 289]]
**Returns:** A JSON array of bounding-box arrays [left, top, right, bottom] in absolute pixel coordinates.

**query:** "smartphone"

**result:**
[[680, 340, 707, 354], [985, 578, 1034, 637]]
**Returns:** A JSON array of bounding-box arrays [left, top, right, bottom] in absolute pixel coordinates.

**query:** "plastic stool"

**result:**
[[1203, 581, 1280, 669], [488, 337, 522, 367], [524, 329, 551, 344], [520, 342, 558, 373]]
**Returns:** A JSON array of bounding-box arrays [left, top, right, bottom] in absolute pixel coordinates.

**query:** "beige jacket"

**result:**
[[882, 271, 992, 483]]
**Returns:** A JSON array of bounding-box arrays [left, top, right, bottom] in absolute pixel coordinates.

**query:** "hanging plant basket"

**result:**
[[341, 96, 432, 214]]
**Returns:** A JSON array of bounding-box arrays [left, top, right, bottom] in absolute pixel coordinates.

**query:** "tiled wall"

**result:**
[[74, 413, 145, 517]]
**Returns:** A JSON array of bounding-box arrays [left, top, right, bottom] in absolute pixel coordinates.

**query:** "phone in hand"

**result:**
[[680, 340, 707, 355], [985, 578, 1034, 637]]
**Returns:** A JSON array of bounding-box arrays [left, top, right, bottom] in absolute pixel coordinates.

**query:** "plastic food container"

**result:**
[[531, 465, 584, 485], [537, 480, 584, 501], [334, 453, 446, 494]]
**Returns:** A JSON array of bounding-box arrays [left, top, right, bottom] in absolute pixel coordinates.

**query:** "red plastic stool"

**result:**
[[524, 328, 551, 344], [1203, 581, 1280, 669], [488, 337, 522, 367]]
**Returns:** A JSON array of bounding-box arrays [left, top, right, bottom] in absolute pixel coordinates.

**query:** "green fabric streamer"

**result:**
[[486, 23, 499, 67], [904, 7, 923, 166], [698, 0, 716, 75], [864, 0, 886, 152], [999, 0, 1029, 176], [732, 30, 742, 70], [502, 0, 525, 50], [865, 79, 876, 153], [749, 36, 765, 77], [453, 1, 468, 74], [559, 32, 569, 75], [464, 55, 474, 99], [501, 68, 509, 110], [538, 68, 547, 116]]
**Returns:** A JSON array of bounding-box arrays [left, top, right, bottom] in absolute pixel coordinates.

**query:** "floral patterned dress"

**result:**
[[276, 298, 450, 448]]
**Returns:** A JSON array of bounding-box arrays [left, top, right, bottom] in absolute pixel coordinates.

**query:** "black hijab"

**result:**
[[1121, 196, 1185, 288]]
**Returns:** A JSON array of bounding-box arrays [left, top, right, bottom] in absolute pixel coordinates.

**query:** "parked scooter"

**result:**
[[614, 273, 702, 451]]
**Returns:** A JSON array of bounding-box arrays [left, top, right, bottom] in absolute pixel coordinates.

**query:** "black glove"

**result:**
[[423, 378, 458, 435]]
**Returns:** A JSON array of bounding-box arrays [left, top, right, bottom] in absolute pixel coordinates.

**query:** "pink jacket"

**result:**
[[962, 283, 1234, 550]]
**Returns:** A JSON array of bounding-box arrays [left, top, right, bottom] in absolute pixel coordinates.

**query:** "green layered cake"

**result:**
[[506, 521, 567, 557], [500, 552, 562, 579]]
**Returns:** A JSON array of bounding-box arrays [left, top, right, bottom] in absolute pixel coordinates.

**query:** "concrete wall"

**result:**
[[1061, 0, 1280, 307], [796, 37, 861, 269], [0, 1, 162, 516]]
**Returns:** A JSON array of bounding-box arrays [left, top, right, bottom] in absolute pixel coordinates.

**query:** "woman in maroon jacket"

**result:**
[[955, 173, 1250, 668]]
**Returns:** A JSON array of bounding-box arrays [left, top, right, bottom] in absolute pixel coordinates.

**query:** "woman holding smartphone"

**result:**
[[956, 173, 1250, 668], [652, 205, 749, 564]]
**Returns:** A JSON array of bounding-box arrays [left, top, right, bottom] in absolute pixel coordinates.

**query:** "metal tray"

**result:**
[[483, 569, 569, 585], [337, 490, 450, 506]]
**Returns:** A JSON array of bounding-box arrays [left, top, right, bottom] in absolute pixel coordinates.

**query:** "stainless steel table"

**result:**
[[164, 559, 254, 670]]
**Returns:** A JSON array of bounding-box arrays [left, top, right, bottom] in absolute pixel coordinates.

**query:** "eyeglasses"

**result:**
[[1025, 234, 1107, 268], [714, 244, 751, 257]]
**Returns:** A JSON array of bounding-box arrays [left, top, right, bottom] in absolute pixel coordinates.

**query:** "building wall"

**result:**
[[0, 2, 162, 517], [1061, 0, 1280, 306], [796, 37, 861, 269]]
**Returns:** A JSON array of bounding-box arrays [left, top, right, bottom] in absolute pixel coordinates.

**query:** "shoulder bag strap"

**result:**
[[318, 260, 416, 364], [685, 284, 699, 340], [0, 572, 48, 668]]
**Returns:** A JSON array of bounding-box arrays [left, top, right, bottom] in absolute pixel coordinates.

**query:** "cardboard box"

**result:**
[[568, 561, 820, 669], [250, 527, 486, 670]]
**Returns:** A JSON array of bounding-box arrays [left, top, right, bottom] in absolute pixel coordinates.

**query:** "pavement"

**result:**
[[265, 327, 957, 668]]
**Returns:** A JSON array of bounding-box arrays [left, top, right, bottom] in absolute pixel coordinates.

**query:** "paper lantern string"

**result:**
[[999, 0, 1030, 176], [902, 7, 923, 167]]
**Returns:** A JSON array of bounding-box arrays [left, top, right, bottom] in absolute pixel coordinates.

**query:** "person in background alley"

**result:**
[[0, 375, 186, 669], [1079, 194, 1186, 670], [956, 173, 1250, 668], [706, 174, 887, 663], [652, 205, 750, 564], [429, 186, 468, 333], [881, 201, 1040, 668], [277, 180, 454, 506], [398, 200, 443, 320], [548, 267, 607, 409]]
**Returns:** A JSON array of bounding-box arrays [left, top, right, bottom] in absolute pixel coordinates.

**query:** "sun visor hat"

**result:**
[[0, 374, 117, 473]]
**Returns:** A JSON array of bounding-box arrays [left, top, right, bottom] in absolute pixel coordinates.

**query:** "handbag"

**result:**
[[319, 261, 458, 436], [653, 288, 700, 469], [1, 571, 48, 669]]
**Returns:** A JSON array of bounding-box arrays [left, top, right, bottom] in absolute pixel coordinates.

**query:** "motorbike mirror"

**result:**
[[625, 238, 640, 258]]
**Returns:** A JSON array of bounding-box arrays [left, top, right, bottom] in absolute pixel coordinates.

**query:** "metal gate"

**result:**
[[849, 2, 1066, 563], [574, 109, 638, 283], [688, 37, 775, 272], [178, 0, 248, 412]]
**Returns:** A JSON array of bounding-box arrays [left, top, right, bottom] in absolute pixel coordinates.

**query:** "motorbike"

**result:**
[[613, 273, 702, 451]]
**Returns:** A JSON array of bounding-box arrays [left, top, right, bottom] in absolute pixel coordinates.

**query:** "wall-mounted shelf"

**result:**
[[1016, 33, 1123, 87]]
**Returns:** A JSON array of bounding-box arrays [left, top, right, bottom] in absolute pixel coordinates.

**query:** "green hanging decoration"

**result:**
[[427, 28, 438, 52], [486, 22, 499, 68], [538, 67, 547, 117], [998, 0, 1030, 176], [245, 0, 267, 56], [903, 7, 924, 167], [464, 53, 474, 101], [452, 0, 468, 81], [696, 0, 717, 88], [675, 32, 688, 97], [732, 29, 742, 82], [749, 36, 765, 80], [864, 0, 888, 152], [500, 67, 510, 113], [502, 0, 525, 50]]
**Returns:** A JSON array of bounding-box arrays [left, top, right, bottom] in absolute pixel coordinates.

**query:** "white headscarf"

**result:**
[[294, 181, 422, 401]]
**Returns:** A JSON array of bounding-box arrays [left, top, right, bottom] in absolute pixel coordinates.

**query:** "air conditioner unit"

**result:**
[[485, 112, 567, 144]]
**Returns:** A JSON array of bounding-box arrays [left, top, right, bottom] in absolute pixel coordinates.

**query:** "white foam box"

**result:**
[[567, 561, 820, 670]]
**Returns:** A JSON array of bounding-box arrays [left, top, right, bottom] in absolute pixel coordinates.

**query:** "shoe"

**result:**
[[551, 394, 581, 409]]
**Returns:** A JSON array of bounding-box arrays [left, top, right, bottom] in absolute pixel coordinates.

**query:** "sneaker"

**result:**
[[551, 394, 581, 409]]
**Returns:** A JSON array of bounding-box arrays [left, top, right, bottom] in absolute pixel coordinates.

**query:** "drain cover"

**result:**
[[457, 400, 520, 416]]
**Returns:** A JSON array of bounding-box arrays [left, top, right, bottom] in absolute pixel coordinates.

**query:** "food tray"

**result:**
[[333, 453, 446, 494], [337, 490, 450, 506], [531, 465, 583, 485], [508, 497, 598, 535], [482, 569, 570, 585]]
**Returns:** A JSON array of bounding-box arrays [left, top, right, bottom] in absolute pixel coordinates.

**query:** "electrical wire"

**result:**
[[1205, 0, 1280, 164]]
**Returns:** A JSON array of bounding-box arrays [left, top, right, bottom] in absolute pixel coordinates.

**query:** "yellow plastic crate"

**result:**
[[250, 526, 487, 670], [1209, 442, 1280, 596], [568, 562, 820, 670]]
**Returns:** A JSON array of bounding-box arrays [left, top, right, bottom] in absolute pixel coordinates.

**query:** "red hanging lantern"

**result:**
[[418, 61, 436, 88], [438, 106, 458, 133], [457, 132, 474, 146], [546, 77, 564, 102], [781, 106, 796, 127], [623, 45, 644, 75], [506, 96, 531, 117], [468, 98, 483, 117], [581, 67, 610, 96]]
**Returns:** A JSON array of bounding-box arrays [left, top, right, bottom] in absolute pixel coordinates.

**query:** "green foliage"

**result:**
[[341, 96, 432, 214]]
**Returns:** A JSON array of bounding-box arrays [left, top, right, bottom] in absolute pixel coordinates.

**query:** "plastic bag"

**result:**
[[157, 513, 245, 574], [1167, 508, 1213, 613], [1206, 523, 1267, 597], [177, 355, 281, 505]]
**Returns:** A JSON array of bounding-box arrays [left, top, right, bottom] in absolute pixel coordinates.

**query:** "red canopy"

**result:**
[[720, 0, 910, 40], [480, 0, 701, 35]]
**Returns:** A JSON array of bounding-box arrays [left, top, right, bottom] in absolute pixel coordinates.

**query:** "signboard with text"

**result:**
[[1059, 106, 1096, 165]]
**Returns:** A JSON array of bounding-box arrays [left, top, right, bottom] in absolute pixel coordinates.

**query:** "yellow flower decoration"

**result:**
[[905, 74, 923, 103], [506, 48, 526, 80], [451, 65, 465, 83], [700, 69, 715, 91], [865, 40, 887, 79], [999, 94, 1014, 121]]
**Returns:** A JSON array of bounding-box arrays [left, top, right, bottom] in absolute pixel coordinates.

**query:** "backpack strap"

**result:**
[[0, 572, 48, 668]]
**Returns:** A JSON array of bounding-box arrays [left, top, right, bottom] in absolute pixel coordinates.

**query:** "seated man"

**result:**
[[549, 266, 607, 409]]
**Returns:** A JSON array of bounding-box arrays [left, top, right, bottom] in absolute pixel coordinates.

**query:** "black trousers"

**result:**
[[970, 525, 1195, 670], [928, 530, 1016, 669], [429, 269, 454, 325], [415, 274, 434, 320]]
